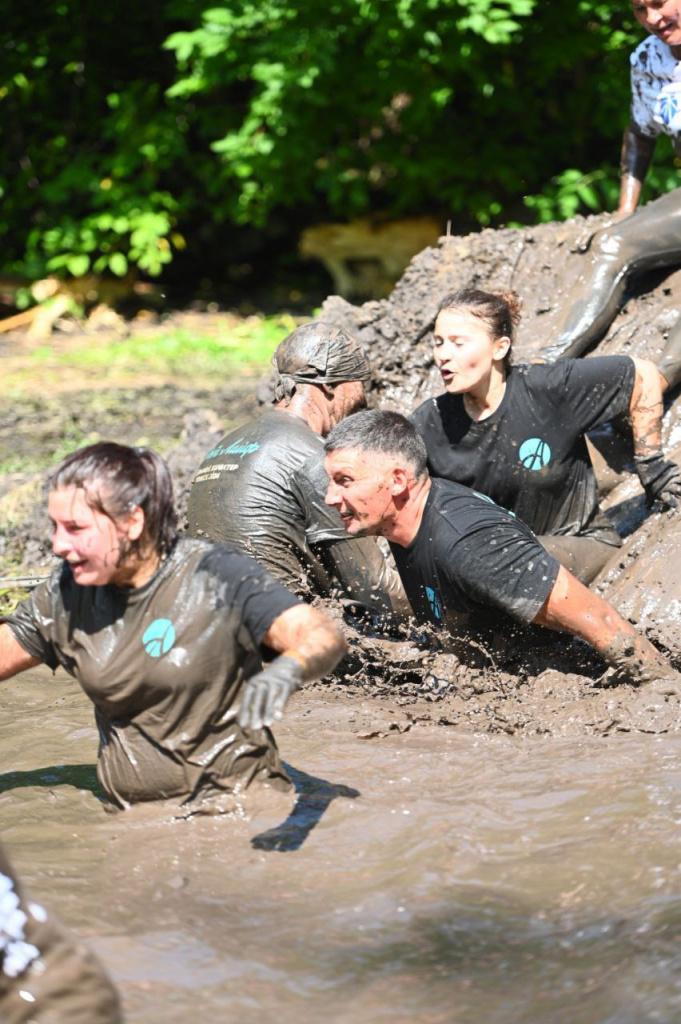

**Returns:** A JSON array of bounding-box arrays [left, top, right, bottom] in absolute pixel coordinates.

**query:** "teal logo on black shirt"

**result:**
[[518, 437, 551, 471], [425, 586, 443, 622], [206, 438, 260, 460], [142, 619, 176, 658]]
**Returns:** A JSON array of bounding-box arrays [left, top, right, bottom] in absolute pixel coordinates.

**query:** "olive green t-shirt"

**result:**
[[4, 539, 300, 808]]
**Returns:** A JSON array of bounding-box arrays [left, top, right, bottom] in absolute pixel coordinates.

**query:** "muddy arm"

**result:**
[[263, 603, 346, 682], [629, 357, 666, 455], [239, 604, 346, 729], [0, 624, 42, 680], [618, 126, 656, 216], [629, 358, 681, 505], [532, 566, 676, 686]]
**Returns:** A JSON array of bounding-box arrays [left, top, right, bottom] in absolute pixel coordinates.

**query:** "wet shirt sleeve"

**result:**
[[199, 545, 301, 648], [631, 52, 664, 137], [442, 518, 560, 624], [540, 357, 635, 434], [1, 571, 63, 670]]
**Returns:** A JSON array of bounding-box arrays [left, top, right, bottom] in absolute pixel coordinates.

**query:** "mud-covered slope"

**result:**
[[319, 211, 681, 661], [3, 213, 681, 737], [320, 212, 681, 419]]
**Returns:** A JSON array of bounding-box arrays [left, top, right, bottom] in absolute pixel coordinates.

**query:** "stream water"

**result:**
[[2, 667, 680, 1023]]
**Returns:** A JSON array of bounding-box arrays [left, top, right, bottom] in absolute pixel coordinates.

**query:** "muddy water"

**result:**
[[2, 668, 681, 1024]]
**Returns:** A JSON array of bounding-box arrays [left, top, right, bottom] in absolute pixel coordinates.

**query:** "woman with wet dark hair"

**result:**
[[411, 287, 681, 583], [0, 442, 345, 810]]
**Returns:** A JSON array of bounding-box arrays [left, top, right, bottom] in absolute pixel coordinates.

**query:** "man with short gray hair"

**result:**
[[324, 409, 681, 690]]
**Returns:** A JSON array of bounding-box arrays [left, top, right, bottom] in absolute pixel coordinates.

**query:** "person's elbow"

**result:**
[[631, 355, 668, 398], [265, 602, 347, 675]]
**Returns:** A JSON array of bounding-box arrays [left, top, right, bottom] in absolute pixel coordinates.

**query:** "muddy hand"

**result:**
[[237, 655, 304, 730], [634, 453, 681, 509]]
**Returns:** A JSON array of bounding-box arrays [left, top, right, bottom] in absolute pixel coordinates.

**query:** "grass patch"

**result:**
[[3, 312, 303, 396]]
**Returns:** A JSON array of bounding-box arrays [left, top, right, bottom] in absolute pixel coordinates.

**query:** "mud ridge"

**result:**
[[4, 213, 681, 736]]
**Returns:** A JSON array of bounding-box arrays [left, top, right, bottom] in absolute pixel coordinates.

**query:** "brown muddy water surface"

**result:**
[[3, 667, 681, 1023]]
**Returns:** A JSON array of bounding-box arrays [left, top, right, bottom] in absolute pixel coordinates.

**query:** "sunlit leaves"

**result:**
[[0, 0, 664, 284]]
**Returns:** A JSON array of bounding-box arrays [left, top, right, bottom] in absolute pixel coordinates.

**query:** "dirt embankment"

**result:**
[[3, 212, 681, 737], [320, 212, 681, 661]]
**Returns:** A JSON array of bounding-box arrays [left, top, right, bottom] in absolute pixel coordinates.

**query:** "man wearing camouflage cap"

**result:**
[[186, 321, 408, 616]]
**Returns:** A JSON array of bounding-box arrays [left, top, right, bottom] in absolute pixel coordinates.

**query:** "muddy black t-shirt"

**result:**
[[390, 479, 560, 635], [3, 539, 299, 808], [186, 409, 407, 613], [411, 357, 636, 545]]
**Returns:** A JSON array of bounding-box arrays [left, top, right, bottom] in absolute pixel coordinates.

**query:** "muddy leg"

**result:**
[[657, 318, 681, 390], [550, 188, 681, 359]]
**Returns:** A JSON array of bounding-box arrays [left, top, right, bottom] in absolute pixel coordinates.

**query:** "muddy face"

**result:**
[[324, 449, 397, 537], [329, 379, 368, 426], [48, 486, 145, 587], [633, 0, 681, 48]]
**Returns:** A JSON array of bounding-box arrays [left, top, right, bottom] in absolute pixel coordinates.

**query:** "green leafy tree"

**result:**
[[164, 0, 644, 229], [0, 0, 668, 286], [0, 3, 187, 281]]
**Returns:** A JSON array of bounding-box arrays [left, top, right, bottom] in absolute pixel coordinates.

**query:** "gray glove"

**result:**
[[237, 655, 304, 730], [634, 452, 681, 509]]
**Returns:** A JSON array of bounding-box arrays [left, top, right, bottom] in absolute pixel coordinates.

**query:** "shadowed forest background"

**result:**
[[2, 0, 680, 310]]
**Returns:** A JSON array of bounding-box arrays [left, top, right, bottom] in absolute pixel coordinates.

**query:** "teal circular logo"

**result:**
[[142, 618, 176, 658], [518, 437, 551, 471]]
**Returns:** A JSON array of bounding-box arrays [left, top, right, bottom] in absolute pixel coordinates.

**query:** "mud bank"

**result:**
[[3, 213, 681, 737], [319, 212, 681, 410], [319, 211, 681, 671]]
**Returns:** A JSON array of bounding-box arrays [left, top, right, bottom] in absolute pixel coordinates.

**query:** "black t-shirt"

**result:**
[[411, 357, 636, 544], [390, 478, 561, 635], [186, 410, 344, 594], [185, 409, 407, 614], [3, 539, 299, 807]]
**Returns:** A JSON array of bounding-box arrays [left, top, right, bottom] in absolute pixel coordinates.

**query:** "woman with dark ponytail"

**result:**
[[0, 443, 345, 810], [411, 287, 681, 583]]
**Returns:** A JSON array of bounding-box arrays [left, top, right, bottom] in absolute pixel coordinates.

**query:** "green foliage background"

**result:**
[[2, 0, 678, 288]]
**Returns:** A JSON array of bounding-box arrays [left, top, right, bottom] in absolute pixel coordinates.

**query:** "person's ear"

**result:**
[[125, 505, 146, 542], [391, 467, 410, 496], [494, 335, 511, 362]]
